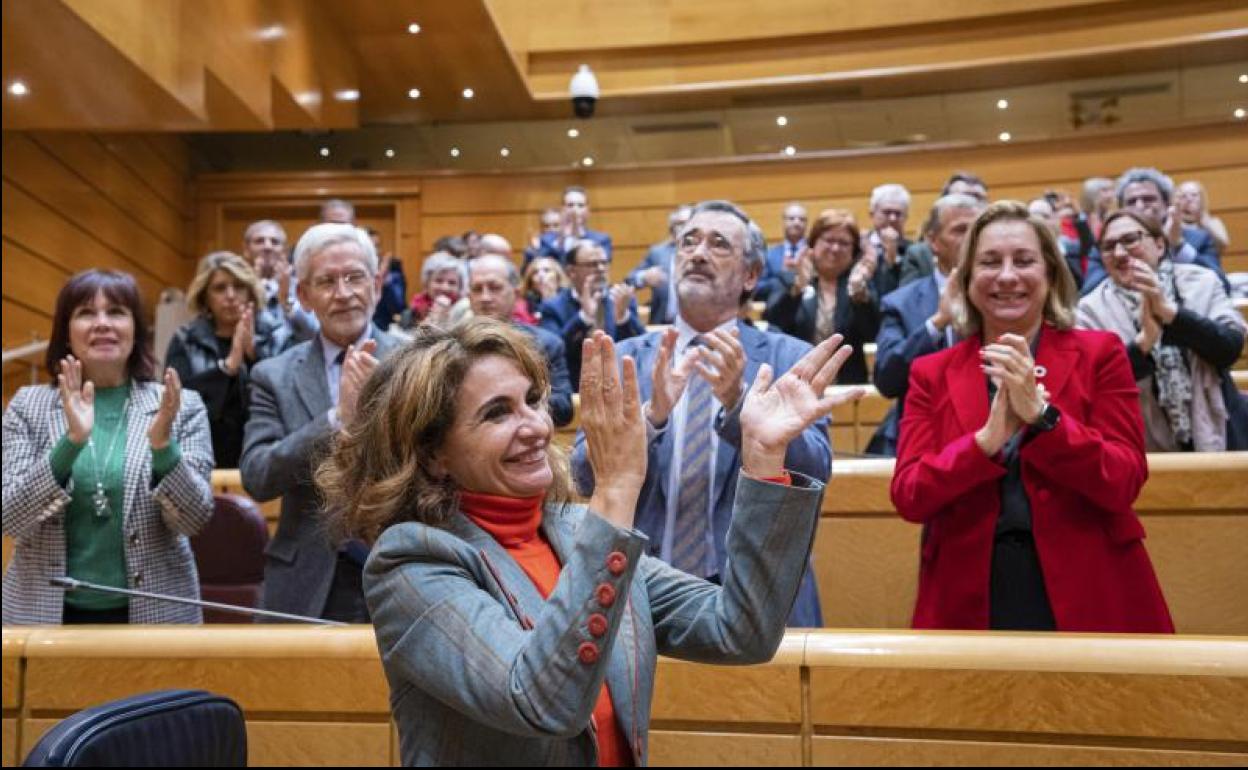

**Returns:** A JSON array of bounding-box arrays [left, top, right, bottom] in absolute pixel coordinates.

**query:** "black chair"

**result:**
[[23, 689, 246, 767]]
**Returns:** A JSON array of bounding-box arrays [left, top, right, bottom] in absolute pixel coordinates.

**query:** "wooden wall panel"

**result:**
[[2, 131, 193, 405], [811, 736, 1248, 766]]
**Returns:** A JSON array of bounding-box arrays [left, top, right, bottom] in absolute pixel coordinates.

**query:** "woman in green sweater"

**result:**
[[3, 270, 215, 624]]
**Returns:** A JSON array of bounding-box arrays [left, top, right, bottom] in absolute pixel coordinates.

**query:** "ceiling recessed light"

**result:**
[[776, 115, 788, 127], [385, 148, 396, 158], [407, 88, 421, 99], [1235, 108, 1246, 120], [8, 81, 28, 97], [999, 131, 1012, 142], [407, 23, 421, 34], [450, 147, 461, 158], [319, 147, 330, 158], [462, 88, 474, 99], [334, 89, 360, 102], [256, 25, 285, 41], [567, 128, 580, 138], [783, 145, 796, 156], [582, 156, 594, 167], [997, 99, 1009, 110], [1239, 74, 1247, 84], [500, 147, 510, 157]]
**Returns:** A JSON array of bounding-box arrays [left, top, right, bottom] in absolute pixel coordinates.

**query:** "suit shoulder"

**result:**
[[880, 278, 928, 311], [615, 331, 661, 358], [5, 385, 58, 415], [253, 341, 311, 380]]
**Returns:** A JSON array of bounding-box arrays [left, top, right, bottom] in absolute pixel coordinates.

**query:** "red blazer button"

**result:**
[[587, 613, 608, 637], [595, 583, 617, 608], [578, 641, 600, 664], [606, 551, 628, 575]]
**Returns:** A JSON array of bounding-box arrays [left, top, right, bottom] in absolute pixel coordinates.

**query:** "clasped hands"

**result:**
[[975, 334, 1050, 457], [1124, 258, 1177, 354], [579, 329, 864, 529]]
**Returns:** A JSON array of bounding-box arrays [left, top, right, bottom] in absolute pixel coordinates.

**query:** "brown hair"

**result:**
[[806, 208, 863, 260], [1098, 209, 1167, 250], [317, 319, 572, 543], [186, 251, 266, 315], [45, 270, 156, 381], [952, 200, 1078, 336], [521, 256, 571, 296]]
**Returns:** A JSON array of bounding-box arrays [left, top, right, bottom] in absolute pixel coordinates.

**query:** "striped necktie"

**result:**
[[672, 344, 714, 576]]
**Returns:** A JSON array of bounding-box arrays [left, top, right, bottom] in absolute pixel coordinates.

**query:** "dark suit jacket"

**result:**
[[240, 327, 400, 619], [628, 241, 676, 324], [533, 229, 614, 263], [755, 239, 802, 300], [516, 324, 574, 427], [537, 288, 645, 390], [867, 276, 947, 456], [763, 275, 879, 384], [891, 327, 1174, 632], [898, 241, 934, 287], [569, 321, 830, 627]]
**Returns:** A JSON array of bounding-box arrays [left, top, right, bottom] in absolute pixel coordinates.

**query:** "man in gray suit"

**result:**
[[241, 223, 400, 622]]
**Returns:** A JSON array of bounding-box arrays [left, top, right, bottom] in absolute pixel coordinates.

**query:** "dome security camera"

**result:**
[[570, 64, 599, 119]]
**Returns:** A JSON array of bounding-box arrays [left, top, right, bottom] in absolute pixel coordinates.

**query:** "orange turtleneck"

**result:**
[[459, 490, 633, 767]]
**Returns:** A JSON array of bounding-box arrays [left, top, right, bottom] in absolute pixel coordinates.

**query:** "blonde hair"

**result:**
[[951, 200, 1078, 337], [522, 256, 571, 296], [317, 319, 572, 543], [186, 251, 265, 315]]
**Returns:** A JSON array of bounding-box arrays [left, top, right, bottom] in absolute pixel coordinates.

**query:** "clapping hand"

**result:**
[[1128, 259, 1177, 323], [58, 356, 94, 444], [149, 368, 182, 450], [337, 339, 379, 428], [693, 328, 747, 412], [580, 332, 645, 529], [739, 333, 864, 478], [646, 327, 699, 427], [609, 283, 635, 326]]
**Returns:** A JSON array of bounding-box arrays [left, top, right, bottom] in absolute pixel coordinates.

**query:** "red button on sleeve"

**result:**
[[595, 583, 616, 608], [578, 641, 600, 664], [587, 613, 608, 637], [606, 551, 628, 576]]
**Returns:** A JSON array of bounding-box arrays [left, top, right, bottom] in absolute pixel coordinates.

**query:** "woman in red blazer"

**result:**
[[891, 201, 1173, 633]]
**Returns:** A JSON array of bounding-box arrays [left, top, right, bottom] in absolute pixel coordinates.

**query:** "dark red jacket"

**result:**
[[891, 326, 1174, 633]]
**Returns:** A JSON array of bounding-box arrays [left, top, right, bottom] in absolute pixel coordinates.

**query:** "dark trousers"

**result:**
[[321, 552, 371, 624], [989, 532, 1057, 631], [63, 604, 129, 624]]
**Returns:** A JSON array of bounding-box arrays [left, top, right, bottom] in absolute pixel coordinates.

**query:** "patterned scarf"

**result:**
[[1111, 258, 1193, 444]]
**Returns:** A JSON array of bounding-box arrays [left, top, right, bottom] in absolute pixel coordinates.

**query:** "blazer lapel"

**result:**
[[446, 513, 549, 628], [122, 383, 161, 527], [1033, 326, 1078, 405], [945, 338, 990, 435], [293, 340, 332, 418]]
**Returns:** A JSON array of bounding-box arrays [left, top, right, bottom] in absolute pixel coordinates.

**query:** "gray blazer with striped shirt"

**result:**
[[2, 382, 215, 625]]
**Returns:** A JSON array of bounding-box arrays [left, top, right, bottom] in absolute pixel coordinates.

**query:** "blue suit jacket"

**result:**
[[755, 240, 800, 300], [627, 242, 676, 324], [534, 229, 614, 263], [868, 277, 947, 456], [517, 324, 574, 427], [570, 320, 829, 627], [538, 288, 645, 390]]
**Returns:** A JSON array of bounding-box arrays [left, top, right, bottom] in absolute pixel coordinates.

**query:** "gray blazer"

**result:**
[[240, 328, 400, 619], [368, 472, 822, 766], [2, 382, 214, 624]]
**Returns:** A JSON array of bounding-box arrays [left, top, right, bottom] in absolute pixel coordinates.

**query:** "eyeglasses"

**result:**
[[678, 231, 737, 259], [308, 270, 370, 294], [819, 238, 856, 251], [1101, 230, 1149, 254]]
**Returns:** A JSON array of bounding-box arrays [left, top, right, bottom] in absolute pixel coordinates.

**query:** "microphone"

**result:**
[[50, 577, 347, 626]]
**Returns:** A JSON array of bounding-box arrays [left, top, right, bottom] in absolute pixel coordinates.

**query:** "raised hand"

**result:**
[[274, 258, 292, 312], [426, 294, 454, 326], [337, 339, 379, 427], [646, 327, 699, 427], [580, 332, 645, 529], [58, 356, 94, 444], [739, 333, 863, 478], [225, 304, 255, 374], [879, 226, 900, 265], [148, 367, 182, 449], [930, 267, 959, 330], [979, 334, 1044, 425], [609, 283, 635, 326], [1136, 294, 1162, 354], [783, 244, 809, 274], [790, 249, 814, 295], [694, 328, 747, 412], [974, 381, 1021, 458], [1129, 259, 1176, 323]]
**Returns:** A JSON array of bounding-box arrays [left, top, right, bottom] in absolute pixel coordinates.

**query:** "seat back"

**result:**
[[22, 689, 246, 767], [191, 494, 269, 622]]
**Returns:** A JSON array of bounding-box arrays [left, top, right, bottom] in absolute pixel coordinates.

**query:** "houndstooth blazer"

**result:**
[[2, 381, 215, 625]]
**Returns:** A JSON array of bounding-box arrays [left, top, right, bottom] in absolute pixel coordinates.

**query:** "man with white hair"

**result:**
[[320, 198, 356, 225], [467, 254, 574, 427], [862, 183, 913, 297], [241, 223, 401, 623], [242, 219, 318, 343]]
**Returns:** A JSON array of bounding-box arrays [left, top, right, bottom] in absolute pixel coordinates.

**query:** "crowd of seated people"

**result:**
[[2, 165, 1243, 645]]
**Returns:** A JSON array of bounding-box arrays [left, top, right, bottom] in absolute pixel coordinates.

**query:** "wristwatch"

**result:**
[[1030, 402, 1061, 432]]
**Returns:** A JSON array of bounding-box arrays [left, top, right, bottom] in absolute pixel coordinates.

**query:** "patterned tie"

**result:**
[[672, 343, 714, 576]]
